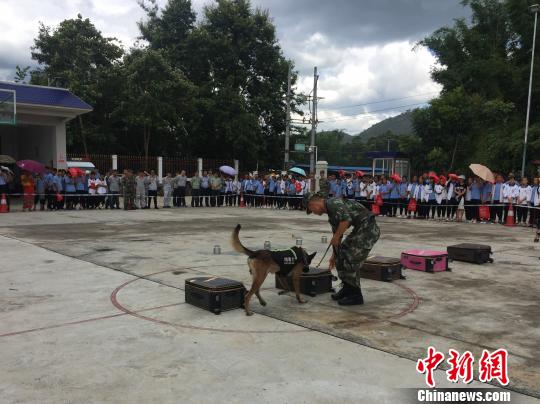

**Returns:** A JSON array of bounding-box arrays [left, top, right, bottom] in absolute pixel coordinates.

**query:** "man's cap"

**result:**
[[303, 192, 324, 215]]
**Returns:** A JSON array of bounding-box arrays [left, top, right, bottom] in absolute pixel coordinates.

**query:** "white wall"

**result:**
[[0, 124, 65, 168]]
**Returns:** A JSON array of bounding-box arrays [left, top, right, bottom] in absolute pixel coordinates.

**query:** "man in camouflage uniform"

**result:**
[[304, 192, 380, 305], [318, 170, 330, 197], [121, 169, 136, 210]]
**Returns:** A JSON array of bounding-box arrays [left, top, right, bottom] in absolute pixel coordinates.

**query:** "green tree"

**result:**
[[138, 0, 196, 69], [118, 48, 196, 167], [182, 0, 298, 168], [14, 66, 30, 83], [30, 14, 123, 155], [415, 0, 540, 175]]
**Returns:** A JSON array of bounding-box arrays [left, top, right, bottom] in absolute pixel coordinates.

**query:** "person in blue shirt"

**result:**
[[470, 177, 483, 223], [353, 175, 361, 201], [35, 173, 46, 211], [244, 175, 254, 207], [479, 181, 492, 222], [44, 168, 56, 210], [75, 174, 86, 209], [389, 179, 400, 217], [378, 177, 391, 216], [268, 174, 276, 208], [64, 172, 77, 210], [287, 178, 297, 210], [328, 176, 336, 197], [491, 175, 505, 224], [200, 171, 210, 207], [254, 176, 264, 208], [52, 170, 64, 210], [398, 177, 409, 217], [334, 178, 343, 198], [427, 177, 437, 219]]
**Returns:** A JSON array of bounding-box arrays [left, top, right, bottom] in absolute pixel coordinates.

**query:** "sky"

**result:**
[[0, 0, 470, 134]]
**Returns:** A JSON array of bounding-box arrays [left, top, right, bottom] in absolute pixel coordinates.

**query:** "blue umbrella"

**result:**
[[219, 165, 237, 176], [289, 167, 307, 177]]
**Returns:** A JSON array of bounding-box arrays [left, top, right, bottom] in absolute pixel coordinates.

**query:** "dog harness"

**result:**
[[271, 247, 309, 276]]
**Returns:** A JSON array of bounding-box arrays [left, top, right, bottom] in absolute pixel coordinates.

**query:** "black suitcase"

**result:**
[[275, 266, 333, 297], [185, 277, 246, 315], [447, 243, 493, 264], [360, 256, 405, 282]]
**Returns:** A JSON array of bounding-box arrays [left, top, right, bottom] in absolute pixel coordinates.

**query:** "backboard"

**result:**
[[0, 89, 16, 125]]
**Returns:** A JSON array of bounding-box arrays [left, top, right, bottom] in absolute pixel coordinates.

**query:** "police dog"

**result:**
[[232, 224, 316, 316]]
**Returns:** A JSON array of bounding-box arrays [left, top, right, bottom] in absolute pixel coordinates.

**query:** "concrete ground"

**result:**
[[1, 201, 539, 403]]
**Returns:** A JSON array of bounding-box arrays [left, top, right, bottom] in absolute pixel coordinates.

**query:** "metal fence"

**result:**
[[67, 153, 236, 174]]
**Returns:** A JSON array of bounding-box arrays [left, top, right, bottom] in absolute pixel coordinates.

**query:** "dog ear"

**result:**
[[308, 252, 317, 262]]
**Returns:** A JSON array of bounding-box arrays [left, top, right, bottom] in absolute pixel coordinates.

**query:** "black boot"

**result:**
[[331, 283, 352, 301], [338, 286, 364, 306]]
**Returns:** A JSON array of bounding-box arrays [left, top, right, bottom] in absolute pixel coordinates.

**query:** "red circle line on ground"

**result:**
[[110, 268, 420, 333]]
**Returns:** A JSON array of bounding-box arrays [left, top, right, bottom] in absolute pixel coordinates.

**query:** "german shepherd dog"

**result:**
[[232, 224, 316, 316]]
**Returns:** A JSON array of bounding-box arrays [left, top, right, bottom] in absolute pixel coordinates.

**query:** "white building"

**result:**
[[0, 81, 92, 169]]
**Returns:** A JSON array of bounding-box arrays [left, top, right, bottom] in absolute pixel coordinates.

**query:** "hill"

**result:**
[[355, 111, 413, 141]]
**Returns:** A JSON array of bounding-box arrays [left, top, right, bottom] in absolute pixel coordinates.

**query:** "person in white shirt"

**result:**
[[224, 177, 234, 206], [96, 175, 108, 209], [87, 172, 99, 209], [502, 174, 519, 222], [232, 177, 241, 207], [435, 177, 448, 220], [147, 170, 159, 209], [162, 173, 174, 208], [516, 177, 532, 225]]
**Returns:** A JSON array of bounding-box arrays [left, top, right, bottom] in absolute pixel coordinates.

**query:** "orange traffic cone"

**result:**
[[0, 194, 8, 213], [505, 202, 515, 227], [239, 194, 245, 208]]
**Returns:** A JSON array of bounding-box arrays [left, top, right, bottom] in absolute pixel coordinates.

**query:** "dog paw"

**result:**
[[245, 311, 254, 316], [297, 299, 307, 304], [278, 291, 287, 295]]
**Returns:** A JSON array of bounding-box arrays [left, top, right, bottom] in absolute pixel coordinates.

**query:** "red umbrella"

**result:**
[[448, 173, 459, 181], [68, 167, 85, 177], [439, 175, 447, 185], [390, 173, 401, 183], [428, 171, 438, 179], [355, 170, 365, 177], [16, 160, 45, 174]]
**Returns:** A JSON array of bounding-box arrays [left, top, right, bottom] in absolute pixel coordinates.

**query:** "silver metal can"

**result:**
[[213, 245, 221, 255]]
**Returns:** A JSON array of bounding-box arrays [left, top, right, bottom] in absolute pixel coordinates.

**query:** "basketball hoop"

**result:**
[[0, 89, 16, 125]]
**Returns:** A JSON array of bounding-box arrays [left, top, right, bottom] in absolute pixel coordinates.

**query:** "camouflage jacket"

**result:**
[[319, 177, 330, 196], [325, 197, 373, 233], [121, 176, 136, 194]]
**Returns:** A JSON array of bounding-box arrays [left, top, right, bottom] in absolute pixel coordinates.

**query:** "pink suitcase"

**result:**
[[400, 249, 450, 273]]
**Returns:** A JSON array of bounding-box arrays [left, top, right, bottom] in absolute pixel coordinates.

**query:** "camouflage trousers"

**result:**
[[123, 192, 135, 209], [336, 221, 380, 288]]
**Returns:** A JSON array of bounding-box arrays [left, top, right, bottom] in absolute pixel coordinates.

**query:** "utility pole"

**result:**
[[284, 65, 292, 169], [310, 66, 318, 175], [522, 4, 539, 177]]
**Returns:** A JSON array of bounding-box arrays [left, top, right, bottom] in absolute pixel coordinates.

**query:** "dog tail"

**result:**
[[231, 224, 257, 258]]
